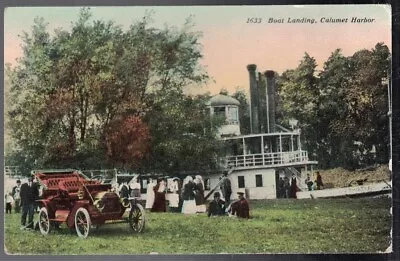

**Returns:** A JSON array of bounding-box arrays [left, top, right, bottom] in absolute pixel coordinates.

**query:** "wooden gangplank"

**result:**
[[204, 168, 234, 200]]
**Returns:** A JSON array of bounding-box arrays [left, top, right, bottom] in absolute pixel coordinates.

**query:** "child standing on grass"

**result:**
[[12, 180, 21, 213], [5, 192, 14, 214]]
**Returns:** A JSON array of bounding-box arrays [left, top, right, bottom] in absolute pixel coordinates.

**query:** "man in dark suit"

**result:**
[[208, 192, 226, 217], [19, 177, 39, 229], [230, 190, 250, 219], [220, 172, 232, 206]]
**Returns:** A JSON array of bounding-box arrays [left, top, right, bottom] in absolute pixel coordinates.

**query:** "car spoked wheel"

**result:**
[[75, 207, 91, 238], [129, 204, 145, 233], [38, 207, 51, 235]]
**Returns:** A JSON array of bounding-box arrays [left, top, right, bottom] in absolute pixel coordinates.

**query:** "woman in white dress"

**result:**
[[168, 178, 180, 211], [145, 178, 156, 209], [181, 176, 196, 214], [129, 177, 141, 198]]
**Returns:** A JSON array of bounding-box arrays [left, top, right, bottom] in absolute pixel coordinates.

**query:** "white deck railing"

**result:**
[[226, 150, 309, 168]]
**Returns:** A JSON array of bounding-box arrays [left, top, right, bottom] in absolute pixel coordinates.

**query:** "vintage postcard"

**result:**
[[4, 5, 392, 255]]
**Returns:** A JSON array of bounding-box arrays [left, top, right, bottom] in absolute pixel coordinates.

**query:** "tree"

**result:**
[[6, 8, 218, 174], [142, 90, 225, 175], [278, 53, 319, 158], [277, 44, 390, 170], [317, 49, 354, 168], [334, 43, 390, 166], [106, 116, 151, 170]]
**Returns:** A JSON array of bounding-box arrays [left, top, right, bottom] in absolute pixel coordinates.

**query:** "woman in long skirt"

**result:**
[[290, 175, 298, 199], [194, 175, 206, 213], [181, 176, 196, 214], [145, 178, 156, 209], [151, 178, 167, 212], [168, 177, 180, 212]]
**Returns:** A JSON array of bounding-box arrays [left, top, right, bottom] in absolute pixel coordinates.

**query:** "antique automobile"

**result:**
[[33, 169, 145, 238]]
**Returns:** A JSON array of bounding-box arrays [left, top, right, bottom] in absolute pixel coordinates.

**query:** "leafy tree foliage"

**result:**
[[106, 116, 150, 170], [142, 90, 225, 175], [5, 8, 221, 175], [278, 44, 390, 169], [278, 53, 320, 160]]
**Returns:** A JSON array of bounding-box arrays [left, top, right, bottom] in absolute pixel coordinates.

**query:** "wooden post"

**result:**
[[298, 133, 302, 151], [291, 135, 294, 152], [261, 135, 265, 165], [279, 134, 283, 164]]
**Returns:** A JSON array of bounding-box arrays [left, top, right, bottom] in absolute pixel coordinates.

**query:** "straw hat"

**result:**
[[237, 189, 245, 195]]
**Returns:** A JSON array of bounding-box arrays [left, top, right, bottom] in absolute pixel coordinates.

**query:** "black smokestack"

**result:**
[[247, 64, 259, 134], [265, 70, 276, 133], [258, 72, 267, 133]]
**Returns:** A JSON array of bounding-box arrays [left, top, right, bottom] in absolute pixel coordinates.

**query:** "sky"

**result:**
[[4, 5, 391, 95]]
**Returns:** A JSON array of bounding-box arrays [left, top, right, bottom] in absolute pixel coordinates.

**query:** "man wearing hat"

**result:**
[[12, 180, 22, 213], [207, 192, 226, 217], [19, 177, 39, 229], [230, 189, 250, 219]]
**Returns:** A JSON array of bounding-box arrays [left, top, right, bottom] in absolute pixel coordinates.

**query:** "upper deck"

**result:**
[[226, 150, 318, 170], [222, 131, 318, 170]]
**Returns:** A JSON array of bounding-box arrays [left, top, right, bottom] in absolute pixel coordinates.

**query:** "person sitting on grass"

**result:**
[[207, 192, 226, 217], [229, 190, 250, 219]]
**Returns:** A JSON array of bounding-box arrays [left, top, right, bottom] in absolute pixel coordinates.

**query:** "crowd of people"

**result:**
[[143, 175, 210, 215], [276, 172, 324, 198], [6, 171, 328, 229], [276, 175, 298, 199], [4, 177, 40, 230], [304, 171, 324, 191], [114, 173, 250, 219], [5, 172, 264, 232]]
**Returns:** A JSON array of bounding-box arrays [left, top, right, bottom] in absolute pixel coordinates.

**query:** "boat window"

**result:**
[[256, 174, 263, 187], [228, 106, 238, 124], [214, 107, 226, 120], [238, 176, 245, 188]]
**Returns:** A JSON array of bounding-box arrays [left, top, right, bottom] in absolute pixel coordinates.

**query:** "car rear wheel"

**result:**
[[75, 207, 91, 238], [38, 207, 51, 235], [129, 203, 145, 233]]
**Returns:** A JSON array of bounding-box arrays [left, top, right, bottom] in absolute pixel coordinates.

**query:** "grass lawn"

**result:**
[[4, 197, 391, 255]]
